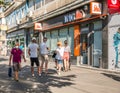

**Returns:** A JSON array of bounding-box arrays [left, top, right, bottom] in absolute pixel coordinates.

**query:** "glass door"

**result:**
[[81, 34, 88, 64]]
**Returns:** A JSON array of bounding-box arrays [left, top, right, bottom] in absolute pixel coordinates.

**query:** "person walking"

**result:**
[[28, 37, 40, 77], [9, 43, 26, 81], [63, 40, 71, 72], [55, 41, 64, 75], [40, 37, 49, 75]]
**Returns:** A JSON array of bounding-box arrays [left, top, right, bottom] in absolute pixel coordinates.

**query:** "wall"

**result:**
[[108, 14, 120, 69]]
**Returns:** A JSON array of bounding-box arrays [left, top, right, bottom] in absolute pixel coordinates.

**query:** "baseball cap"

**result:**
[[32, 37, 36, 40]]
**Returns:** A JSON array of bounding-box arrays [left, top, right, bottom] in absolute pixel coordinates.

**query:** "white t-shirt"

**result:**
[[40, 42, 49, 55], [56, 47, 64, 60], [28, 43, 39, 58], [64, 46, 71, 52]]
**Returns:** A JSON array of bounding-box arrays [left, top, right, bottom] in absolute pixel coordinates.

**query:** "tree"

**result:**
[[0, 0, 10, 8]]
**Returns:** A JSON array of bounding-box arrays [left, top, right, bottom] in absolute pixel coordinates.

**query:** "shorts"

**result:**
[[30, 58, 39, 67], [41, 54, 49, 62], [57, 60, 63, 64], [63, 52, 70, 60], [13, 62, 21, 71]]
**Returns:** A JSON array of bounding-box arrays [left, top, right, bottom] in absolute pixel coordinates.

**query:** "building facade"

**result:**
[[2, 0, 119, 69]]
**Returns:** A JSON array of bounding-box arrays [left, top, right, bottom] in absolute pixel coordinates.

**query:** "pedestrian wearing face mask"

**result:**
[[9, 42, 26, 81]]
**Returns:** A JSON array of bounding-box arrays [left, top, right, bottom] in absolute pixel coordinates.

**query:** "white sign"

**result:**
[[90, 2, 102, 15]]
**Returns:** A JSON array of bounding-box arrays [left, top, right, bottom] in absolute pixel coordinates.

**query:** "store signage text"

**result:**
[[90, 2, 102, 15], [64, 9, 86, 23]]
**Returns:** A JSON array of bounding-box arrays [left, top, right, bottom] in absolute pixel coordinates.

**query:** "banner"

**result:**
[[74, 25, 80, 56]]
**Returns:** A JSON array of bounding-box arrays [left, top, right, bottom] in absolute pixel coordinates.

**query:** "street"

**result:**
[[0, 56, 120, 93]]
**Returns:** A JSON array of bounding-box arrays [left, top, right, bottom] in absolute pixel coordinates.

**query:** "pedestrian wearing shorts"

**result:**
[[63, 40, 71, 72], [28, 37, 40, 77], [9, 43, 26, 81], [40, 37, 49, 75], [56, 41, 64, 75]]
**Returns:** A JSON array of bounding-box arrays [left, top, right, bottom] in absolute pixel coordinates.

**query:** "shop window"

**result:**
[[68, 27, 74, 55], [45, 32, 51, 50], [93, 21, 102, 30], [51, 30, 58, 51], [59, 28, 68, 44]]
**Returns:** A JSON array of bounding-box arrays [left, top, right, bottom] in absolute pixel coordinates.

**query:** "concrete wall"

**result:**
[[108, 14, 120, 69]]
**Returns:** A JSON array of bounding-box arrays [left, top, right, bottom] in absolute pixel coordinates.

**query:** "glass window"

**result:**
[[28, 0, 34, 11], [68, 27, 74, 55], [45, 32, 51, 49], [59, 28, 68, 44], [35, 0, 41, 9], [51, 30, 58, 51], [45, 0, 54, 4], [93, 21, 102, 30]]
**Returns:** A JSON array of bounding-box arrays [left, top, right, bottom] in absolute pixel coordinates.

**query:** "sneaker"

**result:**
[[32, 74, 34, 77]]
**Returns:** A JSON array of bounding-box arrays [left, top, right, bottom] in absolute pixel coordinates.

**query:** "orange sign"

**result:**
[[74, 25, 80, 56], [76, 10, 85, 20], [90, 2, 102, 15], [34, 23, 42, 30]]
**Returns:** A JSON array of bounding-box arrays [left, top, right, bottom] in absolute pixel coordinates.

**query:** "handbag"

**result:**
[[52, 52, 56, 58], [8, 67, 12, 77]]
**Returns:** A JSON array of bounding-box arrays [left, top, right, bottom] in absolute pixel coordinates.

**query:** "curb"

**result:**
[[75, 65, 120, 74]]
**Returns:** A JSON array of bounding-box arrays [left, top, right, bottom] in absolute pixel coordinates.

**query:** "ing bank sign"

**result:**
[[64, 2, 102, 23], [64, 9, 86, 23]]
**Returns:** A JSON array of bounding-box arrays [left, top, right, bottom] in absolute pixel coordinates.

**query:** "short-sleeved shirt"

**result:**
[[28, 43, 39, 58], [11, 48, 23, 63], [40, 42, 49, 55], [64, 46, 71, 52], [56, 47, 64, 60]]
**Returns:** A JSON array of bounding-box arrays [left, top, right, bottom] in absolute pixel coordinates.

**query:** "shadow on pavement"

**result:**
[[0, 58, 8, 62], [102, 73, 120, 82], [0, 64, 76, 93]]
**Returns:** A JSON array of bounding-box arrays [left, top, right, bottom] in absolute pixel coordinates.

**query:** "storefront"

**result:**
[[7, 29, 25, 48], [40, 2, 105, 67]]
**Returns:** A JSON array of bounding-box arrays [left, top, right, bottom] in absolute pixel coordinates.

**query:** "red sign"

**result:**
[[108, 0, 120, 8], [34, 23, 42, 30], [108, 0, 120, 14]]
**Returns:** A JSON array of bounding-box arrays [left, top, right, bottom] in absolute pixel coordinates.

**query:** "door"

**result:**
[[93, 31, 102, 67]]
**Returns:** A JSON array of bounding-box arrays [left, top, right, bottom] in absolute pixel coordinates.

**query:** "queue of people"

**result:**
[[8, 37, 71, 81]]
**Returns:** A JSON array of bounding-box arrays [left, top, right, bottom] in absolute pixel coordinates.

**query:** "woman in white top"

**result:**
[[63, 40, 71, 72], [55, 41, 64, 75]]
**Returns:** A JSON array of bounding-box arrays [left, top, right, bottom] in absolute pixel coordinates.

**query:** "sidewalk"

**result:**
[[0, 55, 120, 93], [1, 55, 120, 74]]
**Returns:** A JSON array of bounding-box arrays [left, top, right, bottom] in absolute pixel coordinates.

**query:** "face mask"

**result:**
[[15, 46, 19, 48]]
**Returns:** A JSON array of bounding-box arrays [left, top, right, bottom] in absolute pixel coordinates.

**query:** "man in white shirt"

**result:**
[[40, 37, 49, 75], [28, 37, 40, 77]]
